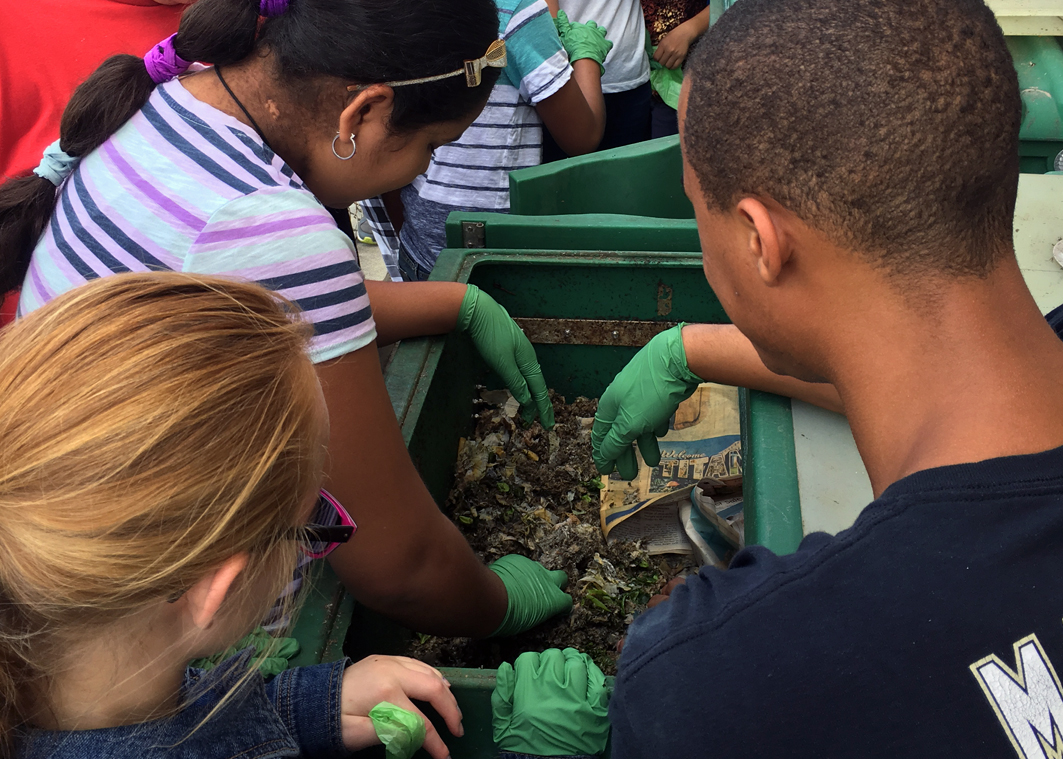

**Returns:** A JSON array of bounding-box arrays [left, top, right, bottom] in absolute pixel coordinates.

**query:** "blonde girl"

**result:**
[[0, 273, 460, 758]]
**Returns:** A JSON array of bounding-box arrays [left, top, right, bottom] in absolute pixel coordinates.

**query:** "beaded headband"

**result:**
[[347, 38, 507, 92]]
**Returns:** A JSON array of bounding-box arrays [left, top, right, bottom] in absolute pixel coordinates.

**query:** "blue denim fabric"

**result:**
[[17, 653, 349, 759], [398, 243, 433, 283]]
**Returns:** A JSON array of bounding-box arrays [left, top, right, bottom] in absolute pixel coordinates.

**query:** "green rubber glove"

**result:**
[[649, 46, 684, 109], [554, 10, 614, 75], [190, 626, 300, 678], [369, 702, 427, 759], [591, 323, 702, 481], [488, 555, 572, 637], [492, 648, 610, 756], [552, 8, 572, 37], [458, 285, 554, 428]]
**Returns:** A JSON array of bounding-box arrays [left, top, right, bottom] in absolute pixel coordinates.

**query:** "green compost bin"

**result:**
[[384, 247, 800, 554], [287, 246, 803, 759]]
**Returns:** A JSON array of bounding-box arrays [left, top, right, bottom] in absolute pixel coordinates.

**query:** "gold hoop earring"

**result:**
[[332, 133, 356, 160]]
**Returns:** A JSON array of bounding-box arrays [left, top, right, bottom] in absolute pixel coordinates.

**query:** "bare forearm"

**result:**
[[355, 509, 509, 636], [329, 490, 508, 636], [537, 64, 605, 156], [318, 348, 508, 636], [684, 5, 711, 38], [365, 280, 465, 346], [570, 59, 606, 149], [682, 323, 844, 413]]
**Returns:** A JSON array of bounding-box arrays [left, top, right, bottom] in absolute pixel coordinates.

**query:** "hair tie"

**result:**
[[144, 34, 192, 85], [33, 140, 79, 187], [259, 0, 289, 17]]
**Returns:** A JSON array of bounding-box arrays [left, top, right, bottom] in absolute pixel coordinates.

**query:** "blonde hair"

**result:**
[[0, 273, 322, 751]]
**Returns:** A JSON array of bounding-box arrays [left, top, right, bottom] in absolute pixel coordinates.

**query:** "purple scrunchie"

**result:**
[[143, 34, 192, 85], [259, 0, 289, 17]]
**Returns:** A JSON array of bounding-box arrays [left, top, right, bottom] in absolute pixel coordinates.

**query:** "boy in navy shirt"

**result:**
[[608, 1, 1063, 757]]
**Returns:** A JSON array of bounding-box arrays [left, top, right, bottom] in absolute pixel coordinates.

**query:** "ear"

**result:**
[[735, 197, 790, 286], [183, 553, 250, 630], [338, 84, 395, 140]]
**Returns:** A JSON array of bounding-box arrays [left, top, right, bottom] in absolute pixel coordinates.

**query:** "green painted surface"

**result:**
[[509, 136, 694, 218], [1009, 36, 1063, 142], [445, 212, 702, 253], [742, 391, 804, 555], [287, 561, 356, 669], [1020, 139, 1063, 174]]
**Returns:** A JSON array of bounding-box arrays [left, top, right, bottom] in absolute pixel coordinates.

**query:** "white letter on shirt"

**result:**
[[971, 634, 1063, 759]]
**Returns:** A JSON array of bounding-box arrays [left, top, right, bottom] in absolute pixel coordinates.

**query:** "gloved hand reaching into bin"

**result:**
[[492, 648, 611, 757], [459, 285, 555, 429], [488, 555, 573, 637], [591, 324, 703, 480]]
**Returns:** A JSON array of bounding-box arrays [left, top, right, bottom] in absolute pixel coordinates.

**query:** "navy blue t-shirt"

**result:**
[[611, 307, 1063, 759]]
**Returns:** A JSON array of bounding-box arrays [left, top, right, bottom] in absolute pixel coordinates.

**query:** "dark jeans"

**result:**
[[398, 243, 433, 282], [542, 81, 652, 163], [650, 96, 679, 139]]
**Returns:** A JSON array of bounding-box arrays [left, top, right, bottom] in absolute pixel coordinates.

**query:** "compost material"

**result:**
[[408, 390, 695, 675]]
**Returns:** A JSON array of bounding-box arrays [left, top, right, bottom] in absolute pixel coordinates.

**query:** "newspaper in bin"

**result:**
[[600, 383, 742, 554]]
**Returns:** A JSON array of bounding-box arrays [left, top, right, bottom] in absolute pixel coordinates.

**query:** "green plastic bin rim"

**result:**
[[429, 247, 706, 284]]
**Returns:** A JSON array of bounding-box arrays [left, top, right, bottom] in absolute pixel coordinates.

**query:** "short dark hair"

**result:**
[[684, 0, 1021, 278]]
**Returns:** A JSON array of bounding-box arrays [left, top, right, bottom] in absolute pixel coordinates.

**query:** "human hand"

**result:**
[[616, 576, 687, 654], [493, 648, 610, 756], [340, 655, 462, 759], [488, 555, 573, 637], [653, 21, 699, 69], [458, 285, 554, 428], [592, 324, 703, 480], [557, 15, 614, 75], [647, 576, 687, 609]]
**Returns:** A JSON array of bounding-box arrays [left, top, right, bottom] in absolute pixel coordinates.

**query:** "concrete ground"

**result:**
[[351, 203, 390, 282], [359, 240, 389, 281]]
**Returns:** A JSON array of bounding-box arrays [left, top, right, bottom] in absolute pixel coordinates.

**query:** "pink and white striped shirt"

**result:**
[[20, 78, 376, 363]]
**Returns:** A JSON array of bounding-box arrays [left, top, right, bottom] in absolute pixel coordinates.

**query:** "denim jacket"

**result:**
[[17, 653, 349, 759]]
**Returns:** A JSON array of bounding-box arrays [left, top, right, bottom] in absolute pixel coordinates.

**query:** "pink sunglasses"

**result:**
[[290, 489, 357, 559]]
